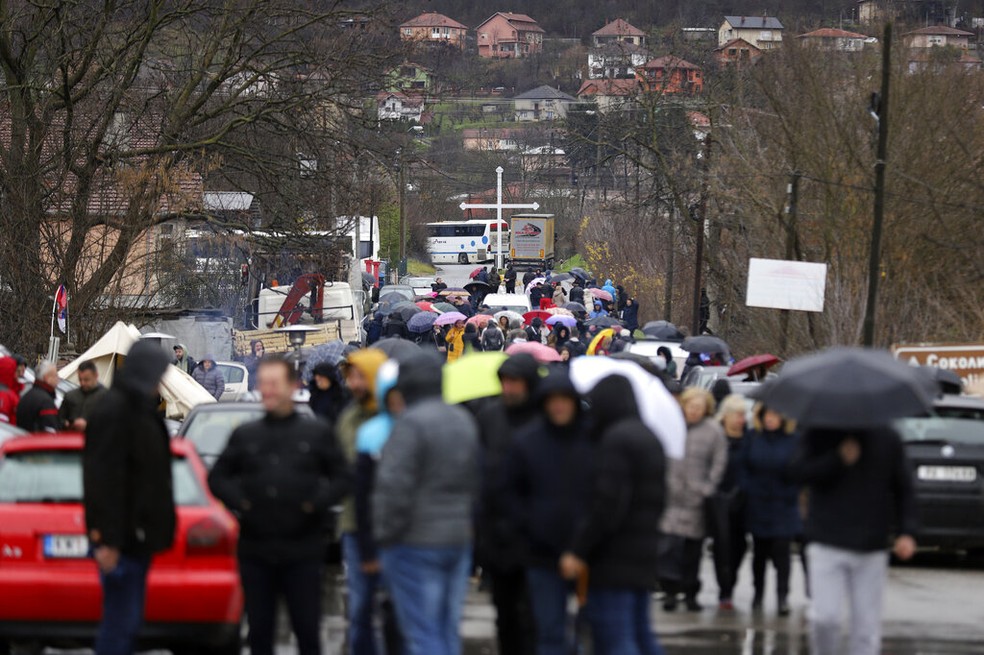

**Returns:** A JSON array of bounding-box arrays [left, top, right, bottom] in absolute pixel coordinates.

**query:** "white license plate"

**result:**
[[43, 535, 89, 559], [917, 466, 978, 482]]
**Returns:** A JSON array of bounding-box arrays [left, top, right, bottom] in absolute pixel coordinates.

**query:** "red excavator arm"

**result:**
[[271, 273, 325, 328]]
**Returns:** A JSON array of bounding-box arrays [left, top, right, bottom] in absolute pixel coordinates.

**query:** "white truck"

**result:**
[[510, 214, 556, 271]]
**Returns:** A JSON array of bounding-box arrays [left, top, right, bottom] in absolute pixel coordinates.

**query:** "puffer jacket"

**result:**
[[192, 357, 224, 400], [741, 428, 802, 539], [660, 417, 728, 539]]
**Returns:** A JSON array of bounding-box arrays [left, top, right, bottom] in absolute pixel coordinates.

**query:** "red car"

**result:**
[[0, 434, 243, 653]]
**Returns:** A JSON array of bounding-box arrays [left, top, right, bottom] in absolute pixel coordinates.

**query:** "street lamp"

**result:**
[[276, 325, 321, 370]]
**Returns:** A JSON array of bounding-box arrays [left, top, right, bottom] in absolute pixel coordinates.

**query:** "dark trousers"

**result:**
[[489, 568, 536, 655], [663, 538, 703, 600], [526, 567, 573, 655], [505, 281, 516, 294], [240, 555, 323, 655], [752, 537, 792, 601], [586, 588, 665, 655], [713, 511, 749, 601], [95, 554, 151, 655]]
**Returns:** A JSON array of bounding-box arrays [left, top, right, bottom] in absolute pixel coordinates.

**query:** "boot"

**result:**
[[778, 598, 791, 617], [684, 596, 702, 612], [662, 594, 678, 612], [751, 591, 764, 612]]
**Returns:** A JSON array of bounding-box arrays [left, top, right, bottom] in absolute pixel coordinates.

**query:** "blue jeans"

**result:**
[[586, 589, 665, 655], [343, 533, 382, 655], [380, 544, 471, 655], [95, 554, 150, 655], [526, 567, 573, 655]]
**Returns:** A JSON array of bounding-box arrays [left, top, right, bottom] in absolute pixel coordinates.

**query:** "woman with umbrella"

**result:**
[[660, 388, 728, 612], [740, 403, 800, 616]]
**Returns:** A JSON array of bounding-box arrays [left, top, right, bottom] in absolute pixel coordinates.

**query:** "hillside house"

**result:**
[[462, 128, 522, 152], [636, 56, 703, 95], [592, 18, 647, 47], [576, 78, 640, 112], [587, 43, 649, 79], [513, 85, 576, 121], [376, 91, 424, 123], [714, 38, 764, 68], [399, 12, 468, 49], [476, 12, 545, 59], [718, 16, 784, 50], [386, 62, 433, 93], [903, 25, 973, 50], [798, 28, 870, 51]]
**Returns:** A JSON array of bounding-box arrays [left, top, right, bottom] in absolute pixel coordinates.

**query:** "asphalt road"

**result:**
[[436, 263, 499, 290]]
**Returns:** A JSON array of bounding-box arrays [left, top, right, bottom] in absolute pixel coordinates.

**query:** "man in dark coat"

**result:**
[[569, 280, 585, 306], [562, 374, 667, 655], [504, 264, 517, 294], [83, 340, 176, 654], [475, 355, 542, 655], [17, 361, 60, 432], [59, 360, 107, 431], [209, 356, 352, 655], [506, 370, 595, 655], [522, 269, 536, 288], [621, 297, 640, 332], [192, 355, 225, 400], [529, 284, 545, 309]]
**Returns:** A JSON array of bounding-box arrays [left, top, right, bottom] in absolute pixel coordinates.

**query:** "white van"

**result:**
[[483, 293, 531, 315]]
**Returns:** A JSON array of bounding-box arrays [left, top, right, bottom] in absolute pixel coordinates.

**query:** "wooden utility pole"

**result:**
[[863, 22, 892, 347], [780, 171, 801, 354], [691, 136, 711, 336]]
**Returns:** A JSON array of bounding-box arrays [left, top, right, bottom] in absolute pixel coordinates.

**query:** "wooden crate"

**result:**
[[233, 324, 342, 357]]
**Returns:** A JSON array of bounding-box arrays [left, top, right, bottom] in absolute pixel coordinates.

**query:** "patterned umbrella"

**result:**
[[407, 311, 439, 333], [435, 312, 468, 326], [433, 302, 457, 314], [467, 314, 493, 328], [300, 340, 354, 383], [546, 307, 574, 317]]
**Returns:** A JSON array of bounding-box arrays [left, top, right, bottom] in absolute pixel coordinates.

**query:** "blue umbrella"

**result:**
[[546, 315, 577, 328], [407, 311, 439, 333]]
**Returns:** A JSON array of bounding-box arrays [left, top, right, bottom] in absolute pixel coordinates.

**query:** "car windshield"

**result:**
[[894, 416, 984, 446], [216, 365, 245, 384], [182, 407, 265, 457], [0, 451, 206, 505]]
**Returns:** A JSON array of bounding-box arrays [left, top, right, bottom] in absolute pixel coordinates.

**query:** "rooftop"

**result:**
[[724, 16, 785, 30], [479, 12, 545, 33], [715, 37, 764, 52], [514, 85, 576, 101], [577, 79, 640, 96], [400, 12, 468, 30], [593, 18, 646, 38], [799, 28, 869, 39], [904, 25, 974, 37], [640, 56, 702, 70]]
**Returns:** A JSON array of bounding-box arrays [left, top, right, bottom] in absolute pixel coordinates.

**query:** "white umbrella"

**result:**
[[524, 277, 547, 294], [493, 310, 524, 325], [570, 357, 687, 460]]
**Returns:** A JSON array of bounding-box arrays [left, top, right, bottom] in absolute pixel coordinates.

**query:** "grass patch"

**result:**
[[407, 259, 437, 276], [556, 254, 588, 272]]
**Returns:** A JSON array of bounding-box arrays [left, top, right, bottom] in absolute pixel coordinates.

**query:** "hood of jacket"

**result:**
[[498, 354, 541, 412], [118, 340, 170, 398], [0, 357, 18, 390], [536, 369, 580, 405], [344, 349, 388, 412], [395, 352, 443, 406], [356, 360, 399, 456], [587, 374, 641, 432]]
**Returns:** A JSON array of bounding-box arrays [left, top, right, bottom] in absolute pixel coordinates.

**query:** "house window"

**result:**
[[403, 28, 412, 36], [298, 155, 318, 178], [432, 27, 440, 37], [760, 30, 771, 41], [928, 35, 945, 46], [729, 48, 737, 56], [443, 27, 450, 36]]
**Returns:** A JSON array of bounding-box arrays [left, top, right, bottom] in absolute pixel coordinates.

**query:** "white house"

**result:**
[[718, 15, 784, 50], [513, 85, 577, 122], [376, 91, 424, 123]]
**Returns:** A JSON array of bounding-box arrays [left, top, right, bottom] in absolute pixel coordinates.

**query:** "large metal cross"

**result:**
[[459, 166, 539, 269]]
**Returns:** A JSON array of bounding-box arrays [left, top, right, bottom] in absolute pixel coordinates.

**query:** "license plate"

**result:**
[[43, 535, 89, 559], [917, 466, 978, 483]]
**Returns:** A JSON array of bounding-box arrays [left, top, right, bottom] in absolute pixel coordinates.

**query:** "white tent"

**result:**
[[59, 322, 215, 419]]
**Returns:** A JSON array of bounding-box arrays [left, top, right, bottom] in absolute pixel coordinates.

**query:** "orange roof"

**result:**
[[401, 12, 467, 30], [479, 12, 545, 33], [640, 55, 701, 70], [593, 18, 646, 38], [577, 79, 639, 97], [799, 28, 868, 39]]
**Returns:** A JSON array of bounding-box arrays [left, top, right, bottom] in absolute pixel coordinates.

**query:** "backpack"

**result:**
[[483, 327, 504, 351]]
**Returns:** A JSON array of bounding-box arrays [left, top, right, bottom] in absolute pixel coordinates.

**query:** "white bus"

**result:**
[[426, 219, 510, 265]]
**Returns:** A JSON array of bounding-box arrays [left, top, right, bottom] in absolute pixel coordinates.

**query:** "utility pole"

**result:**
[[691, 135, 711, 336], [862, 22, 892, 347], [780, 171, 801, 354], [397, 148, 406, 276]]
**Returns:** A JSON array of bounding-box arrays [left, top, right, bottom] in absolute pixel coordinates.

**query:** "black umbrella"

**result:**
[[549, 272, 574, 283], [682, 335, 730, 355], [586, 316, 622, 328], [758, 347, 936, 429], [464, 281, 491, 295], [920, 366, 963, 396], [393, 303, 423, 322], [642, 323, 685, 340], [378, 292, 405, 305], [570, 267, 591, 281], [370, 338, 423, 362], [564, 302, 587, 314]]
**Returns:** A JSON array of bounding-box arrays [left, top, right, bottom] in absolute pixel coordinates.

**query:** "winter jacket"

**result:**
[[552, 287, 567, 307], [192, 358, 225, 400], [58, 383, 107, 429], [243, 340, 263, 391], [588, 305, 609, 320], [373, 354, 480, 547], [741, 429, 803, 539], [569, 286, 585, 306], [463, 324, 483, 353], [0, 357, 21, 424], [84, 341, 176, 556], [366, 314, 384, 346], [788, 426, 918, 552], [603, 279, 618, 305], [482, 324, 506, 351], [209, 411, 352, 563], [506, 371, 596, 568], [621, 301, 640, 332], [718, 431, 747, 495], [335, 349, 388, 535], [172, 345, 196, 375], [529, 286, 544, 308], [475, 354, 542, 572], [522, 271, 536, 287], [353, 363, 399, 564], [445, 326, 465, 362], [660, 417, 728, 539], [308, 363, 349, 428], [383, 317, 408, 340], [17, 382, 58, 433], [572, 375, 666, 590]]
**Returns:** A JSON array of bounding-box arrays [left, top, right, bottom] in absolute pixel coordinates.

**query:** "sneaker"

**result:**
[[718, 599, 735, 611]]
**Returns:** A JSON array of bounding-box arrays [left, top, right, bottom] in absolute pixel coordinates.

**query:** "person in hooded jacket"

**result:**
[[562, 375, 667, 655], [482, 321, 506, 352], [589, 302, 608, 320], [552, 284, 567, 308], [741, 404, 801, 616], [463, 323, 483, 353], [308, 362, 350, 428], [474, 355, 541, 655], [366, 312, 385, 346], [529, 283, 545, 310], [374, 353, 480, 655], [383, 315, 408, 341], [243, 340, 266, 391], [0, 356, 21, 424], [621, 297, 640, 332], [506, 370, 595, 655], [445, 320, 466, 363], [602, 279, 618, 304], [336, 349, 389, 655], [192, 355, 225, 400], [657, 347, 678, 380], [84, 340, 176, 655], [209, 355, 352, 655], [547, 325, 571, 352]]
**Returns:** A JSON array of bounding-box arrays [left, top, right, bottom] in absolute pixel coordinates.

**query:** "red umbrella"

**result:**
[[590, 288, 613, 303], [469, 267, 484, 279], [523, 310, 552, 326], [416, 301, 435, 312], [506, 341, 563, 363], [468, 314, 492, 328], [728, 354, 781, 378]]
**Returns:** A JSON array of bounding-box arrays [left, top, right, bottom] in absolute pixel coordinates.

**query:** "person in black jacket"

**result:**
[[475, 355, 542, 655], [506, 370, 595, 655], [561, 375, 667, 655], [17, 361, 60, 432], [504, 264, 517, 294], [83, 340, 176, 655], [308, 361, 349, 428], [209, 355, 352, 655], [788, 426, 917, 655]]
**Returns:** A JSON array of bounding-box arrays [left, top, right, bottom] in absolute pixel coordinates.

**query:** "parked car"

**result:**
[[681, 365, 733, 389], [214, 362, 249, 402], [483, 292, 531, 315], [625, 340, 688, 378], [177, 402, 313, 469], [894, 395, 984, 554], [0, 434, 242, 653], [376, 284, 415, 304], [0, 423, 26, 445], [399, 275, 437, 297]]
